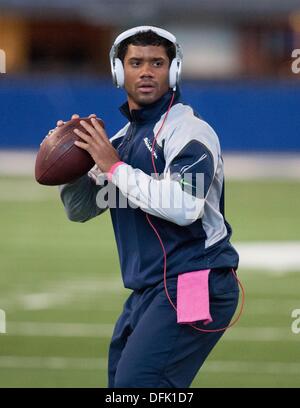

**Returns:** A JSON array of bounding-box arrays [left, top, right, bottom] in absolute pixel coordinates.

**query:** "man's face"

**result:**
[[123, 44, 170, 110]]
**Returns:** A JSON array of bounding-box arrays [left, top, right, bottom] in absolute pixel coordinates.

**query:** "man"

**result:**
[[57, 26, 240, 388]]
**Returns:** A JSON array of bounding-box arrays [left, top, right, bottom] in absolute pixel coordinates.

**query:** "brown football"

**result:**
[[35, 117, 104, 186]]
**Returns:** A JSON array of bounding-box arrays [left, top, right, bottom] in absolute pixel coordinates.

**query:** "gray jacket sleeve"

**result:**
[[59, 174, 108, 222]]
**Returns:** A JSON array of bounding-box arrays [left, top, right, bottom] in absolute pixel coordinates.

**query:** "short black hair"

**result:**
[[117, 30, 176, 65]]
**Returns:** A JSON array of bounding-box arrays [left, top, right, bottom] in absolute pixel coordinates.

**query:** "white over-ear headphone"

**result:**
[[109, 25, 183, 91]]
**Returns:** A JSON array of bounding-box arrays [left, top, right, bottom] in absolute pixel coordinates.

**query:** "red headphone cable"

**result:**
[[145, 91, 245, 333]]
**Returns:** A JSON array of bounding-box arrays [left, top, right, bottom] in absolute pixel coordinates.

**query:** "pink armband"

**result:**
[[107, 161, 125, 181]]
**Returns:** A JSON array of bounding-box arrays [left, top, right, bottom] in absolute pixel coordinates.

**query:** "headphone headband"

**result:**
[[110, 26, 183, 90], [113, 26, 177, 47]]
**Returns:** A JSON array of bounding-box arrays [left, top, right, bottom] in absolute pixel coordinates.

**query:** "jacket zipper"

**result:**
[[122, 123, 136, 161]]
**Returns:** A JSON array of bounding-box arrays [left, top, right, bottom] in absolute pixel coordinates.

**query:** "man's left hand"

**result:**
[[74, 118, 120, 173]]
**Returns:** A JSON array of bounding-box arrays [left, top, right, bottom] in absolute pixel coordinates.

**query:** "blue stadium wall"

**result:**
[[0, 75, 300, 151]]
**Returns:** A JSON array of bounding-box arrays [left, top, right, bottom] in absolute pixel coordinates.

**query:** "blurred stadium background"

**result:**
[[1, 0, 300, 388]]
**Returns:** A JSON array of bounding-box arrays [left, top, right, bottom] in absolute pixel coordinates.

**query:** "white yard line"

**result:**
[[19, 278, 124, 310], [223, 327, 298, 342], [0, 150, 37, 177], [0, 356, 299, 376], [2, 322, 298, 342], [1, 277, 125, 311], [243, 299, 300, 315], [0, 356, 106, 370], [235, 242, 300, 272], [203, 361, 300, 375], [1, 150, 300, 179], [1, 241, 300, 313], [6, 321, 114, 338], [224, 153, 300, 180]]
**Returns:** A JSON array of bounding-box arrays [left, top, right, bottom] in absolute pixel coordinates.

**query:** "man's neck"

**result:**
[[128, 99, 142, 112]]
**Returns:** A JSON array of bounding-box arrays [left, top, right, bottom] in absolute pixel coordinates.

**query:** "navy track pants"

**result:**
[[108, 268, 239, 388]]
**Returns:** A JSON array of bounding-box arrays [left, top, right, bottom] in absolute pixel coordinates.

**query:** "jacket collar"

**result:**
[[119, 88, 181, 123]]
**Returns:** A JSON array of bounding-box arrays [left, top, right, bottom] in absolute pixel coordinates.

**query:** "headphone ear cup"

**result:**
[[114, 58, 125, 88], [169, 58, 178, 90]]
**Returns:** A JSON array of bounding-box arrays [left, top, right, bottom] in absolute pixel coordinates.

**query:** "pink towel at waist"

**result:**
[[177, 269, 212, 325]]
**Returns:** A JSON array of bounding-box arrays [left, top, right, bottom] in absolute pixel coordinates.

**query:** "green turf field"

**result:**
[[0, 176, 300, 387]]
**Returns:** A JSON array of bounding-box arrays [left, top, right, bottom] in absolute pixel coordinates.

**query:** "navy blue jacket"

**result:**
[[60, 89, 239, 290]]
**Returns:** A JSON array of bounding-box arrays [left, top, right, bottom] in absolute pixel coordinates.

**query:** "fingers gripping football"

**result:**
[[56, 113, 96, 128], [43, 114, 98, 146], [74, 118, 120, 173]]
